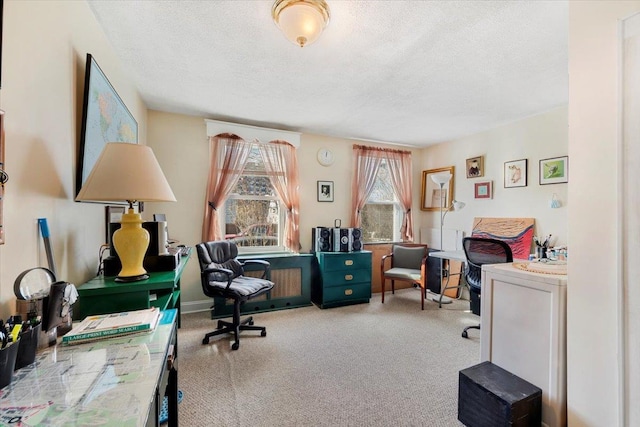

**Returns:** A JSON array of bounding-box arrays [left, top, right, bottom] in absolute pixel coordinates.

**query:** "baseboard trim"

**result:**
[[181, 300, 212, 314]]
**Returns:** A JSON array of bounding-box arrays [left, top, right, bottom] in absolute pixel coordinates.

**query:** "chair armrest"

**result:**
[[202, 266, 234, 289], [420, 255, 428, 285], [381, 253, 393, 278], [242, 259, 271, 279]]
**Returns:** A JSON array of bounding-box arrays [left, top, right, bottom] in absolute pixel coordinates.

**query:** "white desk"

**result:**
[[428, 250, 467, 307], [481, 263, 567, 427]]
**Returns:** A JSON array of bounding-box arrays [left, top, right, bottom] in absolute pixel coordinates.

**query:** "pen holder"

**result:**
[[0, 340, 19, 389], [536, 246, 547, 259], [15, 323, 41, 370]]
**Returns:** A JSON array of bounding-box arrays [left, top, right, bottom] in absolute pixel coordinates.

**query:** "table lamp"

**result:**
[[76, 143, 176, 282]]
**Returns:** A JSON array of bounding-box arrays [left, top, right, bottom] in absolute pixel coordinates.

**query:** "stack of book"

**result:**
[[62, 307, 161, 345]]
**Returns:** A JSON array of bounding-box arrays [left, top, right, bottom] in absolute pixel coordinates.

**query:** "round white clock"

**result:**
[[317, 148, 334, 166]]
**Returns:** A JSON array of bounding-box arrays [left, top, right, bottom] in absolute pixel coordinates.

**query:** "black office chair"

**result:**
[[196, 240, 274, 350], [461, 237, 513, 338]]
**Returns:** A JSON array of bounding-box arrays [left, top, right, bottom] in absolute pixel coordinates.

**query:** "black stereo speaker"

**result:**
[[142, 221, 169, 256], [312, 227, 333, 252], [350, 227, 363, 251]]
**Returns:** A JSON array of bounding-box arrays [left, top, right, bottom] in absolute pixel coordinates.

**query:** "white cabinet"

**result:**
[[481, 263, 567, 427]]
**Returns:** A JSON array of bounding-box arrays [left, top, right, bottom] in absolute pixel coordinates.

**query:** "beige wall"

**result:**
[[0, 1, 147, 313], [419, 107, 568, 247], [146, 110, 423, 306], [568, 2, 640, 426]]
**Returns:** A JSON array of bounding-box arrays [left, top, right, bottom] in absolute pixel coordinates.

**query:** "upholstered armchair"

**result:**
[[380, 244, 429, 310]]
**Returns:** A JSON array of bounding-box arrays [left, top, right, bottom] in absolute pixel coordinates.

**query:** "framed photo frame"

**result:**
[[420, 166, 455, 211], [466, 156, 484, 178], [317, 181, 334, 202], [104, 206, 125, 245], [504, 159, 527, 188], [539, 156, 568, 185], [76, 53, 138, 200], [474, 181, 493, 199], [0, 109, 4, 244]]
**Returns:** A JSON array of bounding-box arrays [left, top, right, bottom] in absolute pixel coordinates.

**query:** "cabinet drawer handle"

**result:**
[[344, 260, 354, 266], [345, 289, 353, 296], [345, 274, 353, 281]]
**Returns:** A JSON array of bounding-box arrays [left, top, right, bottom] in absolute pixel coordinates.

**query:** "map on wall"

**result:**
[[76, 53, 137, 196]]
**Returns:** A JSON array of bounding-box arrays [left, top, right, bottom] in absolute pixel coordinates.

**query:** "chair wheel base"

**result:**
[[202, 337, 209, 344], [261, 330, 266, 337], [462, 331, 468, 338], [231, 342, 239, 350]]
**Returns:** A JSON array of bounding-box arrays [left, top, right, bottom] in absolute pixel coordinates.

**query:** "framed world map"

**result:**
[[76, 53, 137, 200]]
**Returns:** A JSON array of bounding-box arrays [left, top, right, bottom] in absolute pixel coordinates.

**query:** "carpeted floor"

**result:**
[[177, 289, 481, 426]]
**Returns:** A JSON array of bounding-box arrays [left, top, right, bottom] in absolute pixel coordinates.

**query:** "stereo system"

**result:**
[[312, 227, 362, 253]]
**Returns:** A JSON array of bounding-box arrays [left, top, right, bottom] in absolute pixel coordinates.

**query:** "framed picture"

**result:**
[[504, 159, 527, 188], [0, 0, 4, 89], [539, 156, 568, 185], [0, 109, 4, 244], [104, 206, 125, 245], [76, 53, 138, 200], [474, 181, 492, 199], [420, 166, 455, 211], [466, 156, 484, 178], [317, 181, 334, 202]]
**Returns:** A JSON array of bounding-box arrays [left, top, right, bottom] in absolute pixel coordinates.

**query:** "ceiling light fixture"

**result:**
[[272, 0, 330, 48]]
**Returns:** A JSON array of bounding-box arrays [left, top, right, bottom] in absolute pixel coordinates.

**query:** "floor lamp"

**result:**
[[430, 172, 465, 303]]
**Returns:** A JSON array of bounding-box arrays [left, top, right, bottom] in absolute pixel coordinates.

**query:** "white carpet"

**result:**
[[177, 289, 480, 426]]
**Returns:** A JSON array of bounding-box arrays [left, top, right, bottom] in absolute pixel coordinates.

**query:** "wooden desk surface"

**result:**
[[0, 309, 177, 426]]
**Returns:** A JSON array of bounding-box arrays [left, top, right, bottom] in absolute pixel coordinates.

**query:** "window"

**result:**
[[224, 146, 284, 252], [360, 161, 402, 243]]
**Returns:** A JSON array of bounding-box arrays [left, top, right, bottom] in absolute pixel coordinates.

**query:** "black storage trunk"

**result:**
[[458, 361, 542, 427]]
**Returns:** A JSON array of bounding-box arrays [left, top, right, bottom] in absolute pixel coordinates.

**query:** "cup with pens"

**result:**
[[534, 234, 553, 260]]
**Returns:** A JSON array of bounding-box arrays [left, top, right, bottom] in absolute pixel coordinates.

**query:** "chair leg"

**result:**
[[202, 299, 267, 350], [462, 324, 480, 338], [391, 279, 395, 294], [421, 285, 425, 310], [381, 277, 385, 303]]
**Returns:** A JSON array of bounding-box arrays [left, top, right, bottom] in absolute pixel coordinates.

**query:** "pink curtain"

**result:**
[[201, 133, 252, 242], [350, 144, 414, 241], [386, 150, 414, 241], [260, 140, 300, 252], [350, 145, 384, 227]]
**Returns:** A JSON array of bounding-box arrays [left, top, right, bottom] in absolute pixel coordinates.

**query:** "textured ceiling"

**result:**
[[87, 0, 568, 147]]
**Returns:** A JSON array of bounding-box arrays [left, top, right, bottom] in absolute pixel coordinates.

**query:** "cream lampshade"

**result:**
[[76, 143, 176, 282]]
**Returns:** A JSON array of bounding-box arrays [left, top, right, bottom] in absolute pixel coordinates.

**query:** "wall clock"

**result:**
[[317, 148, 334, 166]]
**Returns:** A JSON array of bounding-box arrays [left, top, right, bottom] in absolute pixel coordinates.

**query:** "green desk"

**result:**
[[76, 253, 190, 327]]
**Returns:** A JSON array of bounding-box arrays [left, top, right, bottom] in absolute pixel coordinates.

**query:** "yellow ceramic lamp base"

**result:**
[[112, 209, 150, 282]]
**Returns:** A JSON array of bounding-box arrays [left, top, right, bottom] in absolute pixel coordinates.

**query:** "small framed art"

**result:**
[[504, 159, 527, 188], [539, 156, 568, 185], [317, 181, 334, 202], [466, 156, 484, 178], [474, 181, 492, 199]]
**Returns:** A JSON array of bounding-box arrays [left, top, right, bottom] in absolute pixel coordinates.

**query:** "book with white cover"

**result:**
[[62, 307, 161, 345]]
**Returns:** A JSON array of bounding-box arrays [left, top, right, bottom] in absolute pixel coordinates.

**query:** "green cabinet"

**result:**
[[312, 251, 372, 308], [76, 253, 190, 327]]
